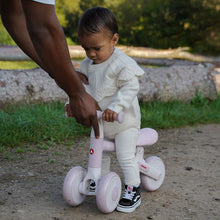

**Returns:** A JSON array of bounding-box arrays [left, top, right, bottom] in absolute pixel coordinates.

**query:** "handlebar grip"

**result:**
[[97, 111, 124, 123]]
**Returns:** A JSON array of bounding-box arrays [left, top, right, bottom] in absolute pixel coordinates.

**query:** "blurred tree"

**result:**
[[114, 0, 220, 55], [111, 0, 145, 45], [79, 0, 105, 11], [188, 0, 220, 54], [55, 0, 81, 43], [1, 0, 219, 55], [55, 0, 107, 43]]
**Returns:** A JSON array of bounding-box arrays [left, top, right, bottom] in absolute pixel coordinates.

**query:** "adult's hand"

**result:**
[[69, 91, 99, 138], [20, 1, 99, 137]]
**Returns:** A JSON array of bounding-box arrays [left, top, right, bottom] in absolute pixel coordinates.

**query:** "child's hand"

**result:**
[[102, 109, 117, 122], [76, 71, 89, 85]]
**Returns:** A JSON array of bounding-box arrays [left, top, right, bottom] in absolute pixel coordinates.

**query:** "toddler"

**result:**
[[66, 6, 144, 213]]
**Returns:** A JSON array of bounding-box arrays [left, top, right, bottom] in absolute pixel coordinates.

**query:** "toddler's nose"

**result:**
[[88, 50, 96, 59]]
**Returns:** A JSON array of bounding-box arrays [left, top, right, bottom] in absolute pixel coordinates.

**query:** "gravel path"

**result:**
[[0, 124, 219, 220]]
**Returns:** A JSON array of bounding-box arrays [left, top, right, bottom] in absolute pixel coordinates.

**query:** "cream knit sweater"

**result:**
[[80, 48, 145, 136]]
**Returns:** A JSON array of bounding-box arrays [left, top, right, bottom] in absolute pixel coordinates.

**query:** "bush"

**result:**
[[1, 0, 219, 55]]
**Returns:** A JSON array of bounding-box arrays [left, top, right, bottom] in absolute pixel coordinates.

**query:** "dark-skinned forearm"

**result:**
[[0, 0, 48, 71], [21, 0, 84, 97]]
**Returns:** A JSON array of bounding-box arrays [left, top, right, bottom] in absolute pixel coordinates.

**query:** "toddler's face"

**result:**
[[79, 29, 118, 64]]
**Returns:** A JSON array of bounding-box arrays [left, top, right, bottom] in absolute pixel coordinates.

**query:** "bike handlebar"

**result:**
[[96, 111, 124, 123]]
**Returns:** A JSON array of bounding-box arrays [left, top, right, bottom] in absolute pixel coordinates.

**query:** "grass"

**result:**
[[0, 60, 38, 69], [0, 59, 83, 70], [0, 101, 90, 148], [0, 20, 16, 45], [141, 94, 220, 129], [0, 94, 219, 149]]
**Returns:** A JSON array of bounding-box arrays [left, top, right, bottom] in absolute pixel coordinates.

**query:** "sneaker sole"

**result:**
[[88, 190, 96, 195], [116, 199, 141, 213]]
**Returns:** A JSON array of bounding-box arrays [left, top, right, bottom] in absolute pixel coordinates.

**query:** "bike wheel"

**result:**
[[141, 156, 165, 191], [96, 172, 121, 213], [63, 166, 86, 206]]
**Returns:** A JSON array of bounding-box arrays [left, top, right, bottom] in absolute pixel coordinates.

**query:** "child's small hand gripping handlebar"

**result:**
[[65, 102, 124, 123], [96, 111, 124, 123]]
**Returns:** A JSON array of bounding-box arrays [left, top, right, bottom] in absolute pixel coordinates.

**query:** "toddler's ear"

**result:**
[[112, 33, 119, 45]]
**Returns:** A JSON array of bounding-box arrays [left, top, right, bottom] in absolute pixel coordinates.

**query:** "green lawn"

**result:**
[[0, 94, 219, 150], [0, 60, 38, 69]]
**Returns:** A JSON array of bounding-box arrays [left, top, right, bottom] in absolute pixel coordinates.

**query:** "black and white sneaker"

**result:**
[[88, 180, 96, 195], [117, 185, 141, 213]]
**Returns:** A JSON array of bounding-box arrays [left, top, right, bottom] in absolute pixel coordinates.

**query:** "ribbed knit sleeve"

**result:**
[[107, 76, 140, 113]]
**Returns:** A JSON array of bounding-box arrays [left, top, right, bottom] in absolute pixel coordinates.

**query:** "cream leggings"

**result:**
[[102, 128, 140, 186]]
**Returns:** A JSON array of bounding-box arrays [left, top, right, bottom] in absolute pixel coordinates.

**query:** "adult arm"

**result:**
[[0, 0, 47, 70], [0, 0, 99, 137]]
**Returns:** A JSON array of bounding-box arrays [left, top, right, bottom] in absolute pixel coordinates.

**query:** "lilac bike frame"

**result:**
[[78, 112, 160, 195]]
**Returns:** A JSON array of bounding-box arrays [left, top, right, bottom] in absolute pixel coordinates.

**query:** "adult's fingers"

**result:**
[[90, 116, 100, 139], [73, 113, 99, 138]]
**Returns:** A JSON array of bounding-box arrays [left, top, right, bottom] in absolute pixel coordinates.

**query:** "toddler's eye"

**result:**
[[94, 47, 100, 51]]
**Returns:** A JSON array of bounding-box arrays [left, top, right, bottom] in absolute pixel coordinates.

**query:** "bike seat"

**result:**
[[136, 128, 158, 146]]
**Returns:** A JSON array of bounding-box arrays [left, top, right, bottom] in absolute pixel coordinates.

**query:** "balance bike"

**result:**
[[63, 111, 165, 213]]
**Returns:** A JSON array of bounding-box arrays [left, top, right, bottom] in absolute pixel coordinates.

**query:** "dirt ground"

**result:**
[[0, 124, 219, 220]]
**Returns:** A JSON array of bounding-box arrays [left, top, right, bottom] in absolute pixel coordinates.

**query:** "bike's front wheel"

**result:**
[[63, 166, 86, 206], [96, 172, 121, 213]]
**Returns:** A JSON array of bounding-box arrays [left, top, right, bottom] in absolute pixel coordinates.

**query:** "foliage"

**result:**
[[112, 0, 220, 54], [54, 0, 220, 55], [191, 92, 209, 107], [0, 0, 220, 55]]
